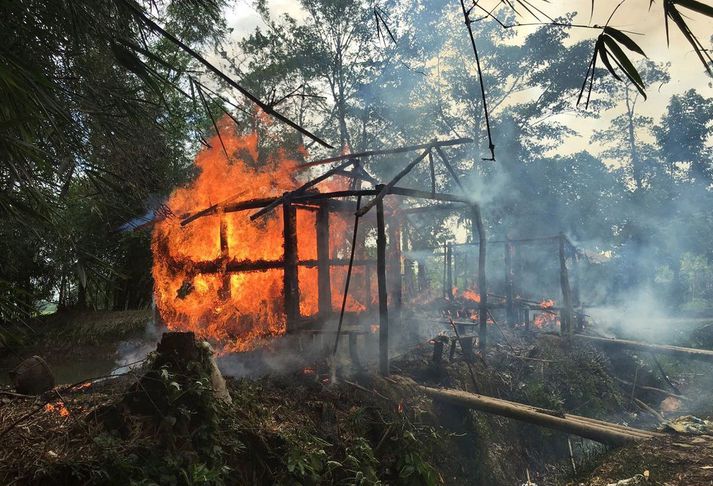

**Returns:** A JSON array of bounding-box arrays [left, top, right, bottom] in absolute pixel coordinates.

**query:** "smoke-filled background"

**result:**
[[1, 0, 711, 357], [212, 0, 713, 342]]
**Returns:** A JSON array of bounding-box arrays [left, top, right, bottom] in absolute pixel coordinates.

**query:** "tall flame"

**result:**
[[151, 122, 364, 352]]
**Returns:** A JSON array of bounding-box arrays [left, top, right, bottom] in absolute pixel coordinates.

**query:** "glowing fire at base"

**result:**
[[533, 299, 558, 328], [44, 401, 70, 417], [152, 121, 365, 352]]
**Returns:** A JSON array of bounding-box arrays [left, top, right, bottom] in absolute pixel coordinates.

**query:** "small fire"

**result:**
[[302, 367, 315, 375], [533, 312, 558, 329], [539, 299, 555, 309], [44, 401, 70, 417], [462, 289, 481, 303]]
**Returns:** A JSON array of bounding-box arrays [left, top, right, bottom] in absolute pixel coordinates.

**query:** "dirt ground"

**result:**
[[1, 312, 713, 485], [569, 434, 713, 486]]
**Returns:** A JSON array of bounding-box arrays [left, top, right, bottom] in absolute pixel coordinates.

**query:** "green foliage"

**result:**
[[0, 0, 227, 332]]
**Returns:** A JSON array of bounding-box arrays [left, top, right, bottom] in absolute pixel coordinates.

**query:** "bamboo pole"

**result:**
[[419, 385, 661, 445], [559, 233, 573, 335], [505, 239, 515, 327], [316, 203, 332, 317], [297, 137, 473, 169], [575, 334, 713, 362], [218, 209, 231, 300], [356, 148, 431, 217], [472, 205, 488, 350], [388, 218, 403, 323], [446, 243, 453, 301], [283, 201, 299, 326], [376, 196, 389, 376]]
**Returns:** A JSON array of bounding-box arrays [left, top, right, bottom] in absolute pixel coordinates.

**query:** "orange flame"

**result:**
[[539, 299, 555, 309], [462, 289, 481, 303], [44, 401, 70, 417], [533, 312, 558, 328], [152, 121, 366, 352]]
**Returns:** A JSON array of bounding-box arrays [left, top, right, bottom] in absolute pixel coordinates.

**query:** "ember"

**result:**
[[44, 401, 70, 417], [462, 289, 481, 303], [539, 299, 555, 309]]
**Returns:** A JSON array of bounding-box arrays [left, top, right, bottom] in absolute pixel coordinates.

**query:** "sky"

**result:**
[[221, 0, 712, 158]]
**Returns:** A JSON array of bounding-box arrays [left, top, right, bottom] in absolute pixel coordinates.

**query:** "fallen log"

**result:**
[[419, 385, 662, 445], [574, 334, 713, 363]]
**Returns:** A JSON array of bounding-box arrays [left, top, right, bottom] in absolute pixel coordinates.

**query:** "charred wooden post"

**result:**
[[504, 239, 515, 327], [460, 336, 476, 362], [446, 243, 453, 300], [388, 218, 403, 323], [442, 242, 448, 299], [348, 333, 361, 369], [472, 205, 488, 350], [283, 199, 300, 326], [218, 210, 231, 300], [432, 335, 449, 363], [365, 260, 373, 311], [417, 258, 427, 293], [558, 233, 573, 335], [453, 246, 458, 289], [571, 252, 586, 332], [376, 196, 390, 376], [316, 203, 332, 317]]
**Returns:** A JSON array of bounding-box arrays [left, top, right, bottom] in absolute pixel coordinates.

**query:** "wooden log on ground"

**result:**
[[419, 385, 661, 445], [574, 334, 713, 363]]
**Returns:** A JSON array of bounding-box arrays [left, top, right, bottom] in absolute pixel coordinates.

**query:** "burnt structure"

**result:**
[[179, 138, 487, 375], [439, 233, 585, 333]]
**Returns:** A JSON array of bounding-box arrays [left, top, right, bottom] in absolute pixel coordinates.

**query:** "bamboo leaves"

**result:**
[[578, 27, 648, 108], [661, 0, 713, 75]]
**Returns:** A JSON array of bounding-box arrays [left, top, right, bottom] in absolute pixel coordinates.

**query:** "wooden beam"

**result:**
[[297, 138, 473, 169], [316, 203, 332, 317], [251, 159, 361, 221], [472, 205, 488, 350], [376, 197, 389, 376], [283, 201, 299, 326], [401, 204, 465, 215], [356, 149, 431, 217], [446, 243, 453, 301], [388, 218, 403, 322], [575, 334, 713, 362], [387, 186, 471, 204], [218, 210, 230, 299], [559, 233, 574, 335], [504, 239, 515, 327]]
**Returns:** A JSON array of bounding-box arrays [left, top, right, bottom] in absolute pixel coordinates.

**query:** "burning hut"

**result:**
[[151, 126, 487, 375]]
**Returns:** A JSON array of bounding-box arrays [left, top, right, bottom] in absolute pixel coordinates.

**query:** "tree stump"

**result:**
[[9, 356, 54, 395]]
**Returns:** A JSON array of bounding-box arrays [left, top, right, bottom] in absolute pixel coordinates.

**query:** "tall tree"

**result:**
[[655, 89, 713, 183]]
